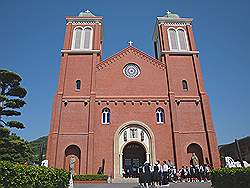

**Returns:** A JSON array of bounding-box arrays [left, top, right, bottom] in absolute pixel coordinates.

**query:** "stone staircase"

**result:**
[[112, 177, 139, 183]]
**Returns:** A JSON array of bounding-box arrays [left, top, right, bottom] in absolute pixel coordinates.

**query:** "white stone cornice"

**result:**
[[161, 50, 199, 55], [66, 17, 102, 25], [61, 49, 100, 54], [157, 17, 193, 25]]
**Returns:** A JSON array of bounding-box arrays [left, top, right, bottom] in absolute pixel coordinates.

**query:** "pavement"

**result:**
[[74, 182, 212, 188]]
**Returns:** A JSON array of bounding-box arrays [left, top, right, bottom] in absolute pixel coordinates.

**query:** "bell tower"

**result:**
[[46, 10, 103, 174], [153, 11, 220, 168]]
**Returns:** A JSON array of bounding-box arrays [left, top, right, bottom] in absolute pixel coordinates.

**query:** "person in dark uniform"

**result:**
[[157, 160, 163, 186], [186, 166, 191, 182], [162, 160, 170, 186], [194, 165, 200, 182], [152, 161, 161, 186], [204, 164, 211, 182], [190, 165, 196, 182], [138, 165, 144, 186], [199, 165, 205, 182], [143, 162, 151, 188], [179, 166, 186, 182]]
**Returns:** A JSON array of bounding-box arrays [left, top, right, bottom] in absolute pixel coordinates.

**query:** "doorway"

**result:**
[[122, 142, 146, 177]]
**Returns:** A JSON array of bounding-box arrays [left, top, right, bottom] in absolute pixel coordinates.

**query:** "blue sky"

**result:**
[[1, 0, 249, 144]]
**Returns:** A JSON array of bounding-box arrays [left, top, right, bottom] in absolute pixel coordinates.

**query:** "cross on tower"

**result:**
[[128, 41, 133, 46], [166, 10, 171, 15], [85, 10, 90, 13]]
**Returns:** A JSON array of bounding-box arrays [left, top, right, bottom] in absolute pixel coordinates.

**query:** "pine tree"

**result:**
[[0, 69, 33, 163], [0, 69, 27, 128]]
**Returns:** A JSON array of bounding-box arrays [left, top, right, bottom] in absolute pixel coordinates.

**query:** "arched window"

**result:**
[[83, 27, 92, 49], [102, 108, 110, 124], [76, 80, 81, 90], [177, 29, 188, 50], [156, 108, 165, 124], [168, 28, 189, 51], [72, 27, 92, 50], [168, 29, 178, 50], [182, 80, 188, 91], [73, 27, 83, 49]]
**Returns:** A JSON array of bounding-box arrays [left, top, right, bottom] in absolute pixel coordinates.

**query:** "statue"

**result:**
[[68, 156, 75, 188], [97, 159, 105, 174], [69, 156, 76, 175], [191, 153, 199, 167]]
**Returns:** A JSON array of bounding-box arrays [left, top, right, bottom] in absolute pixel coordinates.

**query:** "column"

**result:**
[[146, 153, 150, 163], [119, 153, 123, 176]]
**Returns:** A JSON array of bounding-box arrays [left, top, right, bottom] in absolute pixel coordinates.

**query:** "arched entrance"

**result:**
[[64, 145, 81, 174], [113, 121, 156, 178], [123, 142, 146, 177], [187, 143, 204, 165]]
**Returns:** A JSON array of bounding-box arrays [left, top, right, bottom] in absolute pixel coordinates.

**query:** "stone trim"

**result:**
[[157, 17, 193, 26], [113, 121, 156, 179], [161, 50, 199, 55], [61, 49, 100, 54], [96, 46, 166, 71], [95, 99, 169, 105], [66, 17, 103, 25]]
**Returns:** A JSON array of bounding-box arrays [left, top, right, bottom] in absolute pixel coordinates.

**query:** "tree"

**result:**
[[0, 128, 33, 163], [0, 69, 33, 163], [0, 69, 27, 129]]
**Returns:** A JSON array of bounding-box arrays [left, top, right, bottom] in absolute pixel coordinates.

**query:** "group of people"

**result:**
[[136, 160, 211, 187], [178, 164, 211, 183], [123, 153, 212, 187], [137, 160, 172, 187]]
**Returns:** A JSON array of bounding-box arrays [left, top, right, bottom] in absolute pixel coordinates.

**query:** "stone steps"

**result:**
[[112, 178, 139, 183]]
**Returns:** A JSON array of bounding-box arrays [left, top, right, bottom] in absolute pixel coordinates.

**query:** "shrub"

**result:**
[[0, 160, 69, 188], [74, 174, 108, 181], [211, 167, 250, 188]]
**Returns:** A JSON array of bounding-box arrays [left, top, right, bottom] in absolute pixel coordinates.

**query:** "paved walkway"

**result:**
[[75, 182, 211, 188]]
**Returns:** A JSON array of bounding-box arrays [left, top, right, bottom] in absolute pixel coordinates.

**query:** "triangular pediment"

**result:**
[[96, 46, 165, 71]]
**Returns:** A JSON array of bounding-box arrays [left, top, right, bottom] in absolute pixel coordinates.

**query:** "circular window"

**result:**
[[123, 63, 140, 78]]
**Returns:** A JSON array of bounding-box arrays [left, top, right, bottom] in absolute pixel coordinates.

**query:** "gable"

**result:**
[[96, 46, 165, 71], [95, 46, 168, 97]]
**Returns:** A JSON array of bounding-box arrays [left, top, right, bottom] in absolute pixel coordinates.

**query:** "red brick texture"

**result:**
[[46, 15, 220, 177]]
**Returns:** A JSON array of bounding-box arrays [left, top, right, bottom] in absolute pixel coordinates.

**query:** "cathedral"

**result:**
[[46, 10, 220, 178]]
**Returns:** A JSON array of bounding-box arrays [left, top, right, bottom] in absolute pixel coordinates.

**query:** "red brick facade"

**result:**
[[46, 11, 220, 177]]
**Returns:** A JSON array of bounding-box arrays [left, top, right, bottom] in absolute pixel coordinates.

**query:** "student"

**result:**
[[162, 160, 170, 186], [204, 164, 211, 182], [157, 160, 163, 186], [152, 161, 161, 187], [199, 165, 205, 182], [179, 166, 187, 182], [186, 166, 191, 182], [138, 165, 144, 186], [194, 165, 200, 182], [172, 166, 178, 183], [143, 162, 151, 188], [190, 165, 196, 182]]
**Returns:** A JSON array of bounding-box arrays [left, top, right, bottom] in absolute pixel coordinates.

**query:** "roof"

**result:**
[[78, 10, 96, 17], [163, 11, 180, 18]]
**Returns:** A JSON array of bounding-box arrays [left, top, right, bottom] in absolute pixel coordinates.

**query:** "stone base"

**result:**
[[111, 178, 139, 183]]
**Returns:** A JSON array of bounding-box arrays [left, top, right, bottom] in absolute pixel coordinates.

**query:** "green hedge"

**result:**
[[211, 167, 250, 188], [0, 161, 69, 188], [74, 174, 108, 181]]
